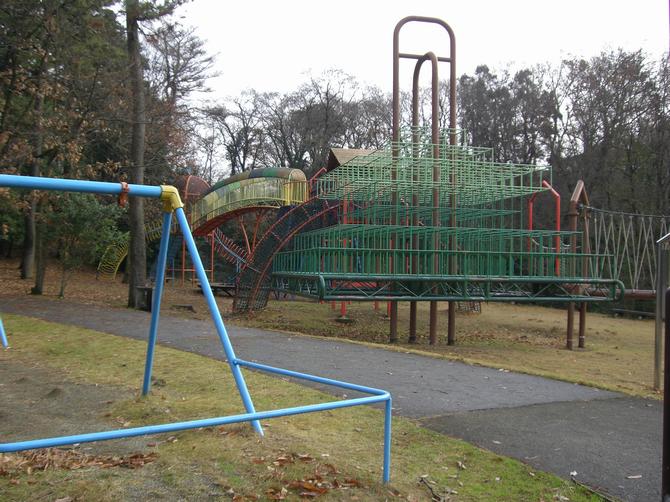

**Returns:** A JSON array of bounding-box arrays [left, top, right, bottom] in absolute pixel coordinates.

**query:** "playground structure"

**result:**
[[230, 17, 623, 351], [88, 18, 662, 353], [190, 167, 308, 237], [0, 173, 392, 483], [92, 17, 655, 352], [97, 170, 308, 283]]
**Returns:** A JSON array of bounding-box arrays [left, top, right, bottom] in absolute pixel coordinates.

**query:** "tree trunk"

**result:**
[[58, 267, 70, 298], [21, 90, 44, 279], [126, 0, 147, 309], [30, 220, 46, 295], [20, 212, 35, 279]]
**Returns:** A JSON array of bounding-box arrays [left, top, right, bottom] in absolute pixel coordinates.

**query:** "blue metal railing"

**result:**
[[0, 316, 8, 348], [0, 174, 392, 483]]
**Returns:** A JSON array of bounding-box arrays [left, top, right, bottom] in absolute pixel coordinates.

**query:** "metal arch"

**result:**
[[410, 51, 442, 343], [192, 204, 278, 236], [392, 16, 457, 140], [239, 197, 340, 311]]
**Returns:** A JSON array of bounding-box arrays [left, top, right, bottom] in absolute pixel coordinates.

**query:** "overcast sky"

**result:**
[[180, 0, 669, 99]]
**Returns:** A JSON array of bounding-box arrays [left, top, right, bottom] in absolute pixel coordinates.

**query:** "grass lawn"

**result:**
[[0, 315, 603, 501]]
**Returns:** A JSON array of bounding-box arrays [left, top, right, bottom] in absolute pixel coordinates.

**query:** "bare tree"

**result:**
[[145, 22, 216, 107], [257, 91, 310, 170], [194, 112, 223, 184], [341, 86, 392, 149], [206, 91, 265, 175]]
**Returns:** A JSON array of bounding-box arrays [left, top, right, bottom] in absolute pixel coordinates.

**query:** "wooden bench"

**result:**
[[611, 308, 654, 319], [198, 282, 236, 297]]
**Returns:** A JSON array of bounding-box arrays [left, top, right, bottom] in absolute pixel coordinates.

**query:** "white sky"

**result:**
[[180, 0, 669, 99]]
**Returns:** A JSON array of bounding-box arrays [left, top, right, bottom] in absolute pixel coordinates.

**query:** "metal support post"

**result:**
[[567, 180, 588, 351], [448, 301, 456, 345], [578, 303, 587, 348], [655, 234, 670, 390], [662, 288, 670, 500], [429, 301, 438, 345], [174, 207, 263, 435], [409, 302, 417, 343], [383, 398, 392, 483], [142, 211, 173, 395], [0, 317, 8, 348], [390, 302, 398, 343], [567, 302, 574, 350]]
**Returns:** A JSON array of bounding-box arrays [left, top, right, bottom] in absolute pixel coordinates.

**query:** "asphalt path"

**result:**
[[1, 296, 660, 501]]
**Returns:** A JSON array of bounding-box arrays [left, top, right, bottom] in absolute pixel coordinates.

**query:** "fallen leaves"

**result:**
[[0, 448, 157, 476], [251, 451, 365, 499], [287, 480, 328, 495]]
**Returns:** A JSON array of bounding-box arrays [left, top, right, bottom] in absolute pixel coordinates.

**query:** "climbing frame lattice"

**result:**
[[270, 128, 623, 303]]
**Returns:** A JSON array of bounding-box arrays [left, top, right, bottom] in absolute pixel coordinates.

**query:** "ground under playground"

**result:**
[[1, 15, 670, 501]]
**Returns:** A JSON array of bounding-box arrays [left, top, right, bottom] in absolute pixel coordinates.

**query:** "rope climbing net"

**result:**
[[585, 206, 670, 291]]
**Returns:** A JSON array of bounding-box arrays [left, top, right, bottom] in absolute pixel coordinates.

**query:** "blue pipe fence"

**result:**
[[0, 316, 8, 348], [0, 174, 392, 483]]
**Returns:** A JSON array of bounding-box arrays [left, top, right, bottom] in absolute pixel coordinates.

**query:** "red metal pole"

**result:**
[[527, 193, 537, 252], [541, 180, 561, 275], [210, 232, 215, 281], [309, 166, 327, 188], [239, 216, 251, 255], [251, 209, 263, 251], [181, 239, 186, 285]]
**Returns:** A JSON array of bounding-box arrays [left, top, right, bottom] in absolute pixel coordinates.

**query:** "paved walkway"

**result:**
[[1, 296, 660, 501]]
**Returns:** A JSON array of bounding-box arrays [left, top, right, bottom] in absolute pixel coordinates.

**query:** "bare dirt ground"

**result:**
[[1, 358, 145, 455], [0, 358, 185, 501]]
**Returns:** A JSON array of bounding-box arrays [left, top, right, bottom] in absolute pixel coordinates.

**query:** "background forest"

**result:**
[[1, 0, 669, 305]]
